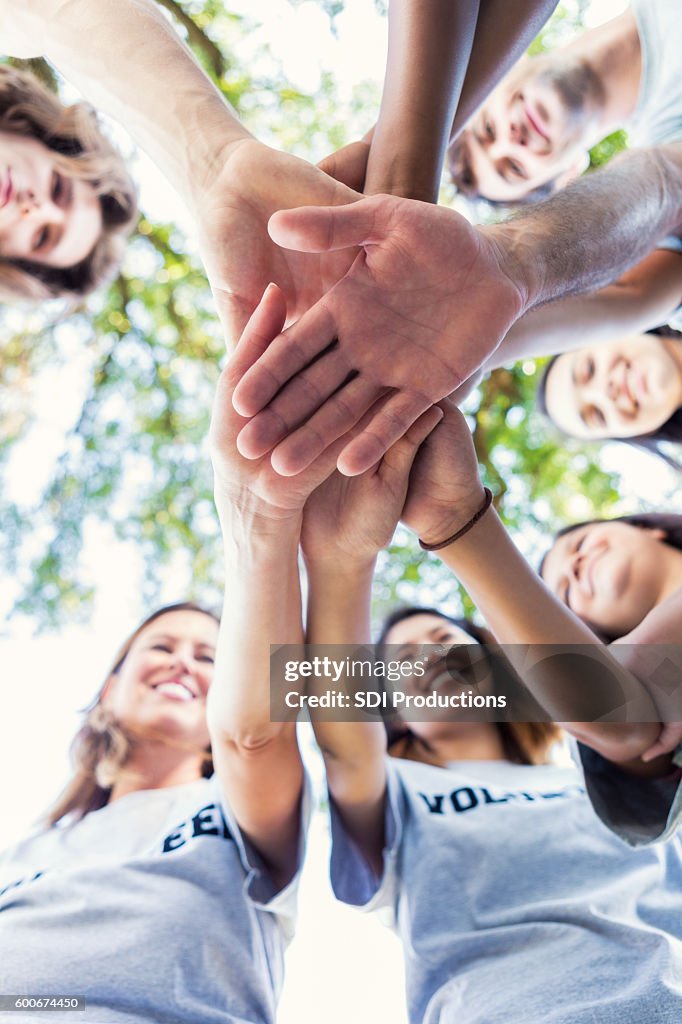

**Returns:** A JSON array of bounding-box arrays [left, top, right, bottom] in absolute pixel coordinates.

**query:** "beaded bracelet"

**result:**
[[418, 487, 493, 552]]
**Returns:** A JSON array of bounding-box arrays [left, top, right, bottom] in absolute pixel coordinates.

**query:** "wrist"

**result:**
[[215, 487, 302, 540], [411, 486, 488, 549], [482, 222, 544, 316]]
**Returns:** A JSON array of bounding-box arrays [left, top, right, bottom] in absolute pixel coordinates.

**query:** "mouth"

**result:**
[[151, 679, 198, 702], [0, 169, 12, 208], [524, 101, 551, 146]]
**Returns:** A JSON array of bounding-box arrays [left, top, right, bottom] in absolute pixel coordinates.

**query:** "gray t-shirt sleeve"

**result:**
[[575, 740, 682, 846], [329, 759, 402, 912], [216, 772, 312, 921]]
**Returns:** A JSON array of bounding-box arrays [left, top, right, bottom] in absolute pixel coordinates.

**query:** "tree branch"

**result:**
[[154, 0, 227, 79]]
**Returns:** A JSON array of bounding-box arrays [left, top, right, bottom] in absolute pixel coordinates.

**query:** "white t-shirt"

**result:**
[[629, 0, 682, 148], [0, 775, 308, 1024], [330, 751, 682, 1024]]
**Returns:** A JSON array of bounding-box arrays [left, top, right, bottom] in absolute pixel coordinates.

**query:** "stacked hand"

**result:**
[[230, 193, 527, 478], [401, 398, 487, 546], [210, 283, 442, 530], [195, 139, 364, 346]]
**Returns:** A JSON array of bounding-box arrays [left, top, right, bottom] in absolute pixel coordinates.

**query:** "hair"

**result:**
[[540, 513, 682, 640], [377, 606, 561, 766], [536, 330, 682, 470], [0, 65, 137, 302], [45, 602, 220, 827]]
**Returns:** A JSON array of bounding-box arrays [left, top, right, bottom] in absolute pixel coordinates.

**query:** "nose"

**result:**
[[17, 189, 63, 225]]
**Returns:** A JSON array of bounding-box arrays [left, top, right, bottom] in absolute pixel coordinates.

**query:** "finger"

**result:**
[[232, 303, 337, 418], [268, 194, 390, 254], [336, 391, 432, 477], [267, 376, 386, 477], [317, 141, 370, 192], [234, 344, 356, 460], [641, 724, 681, 762], [379, 406, 444, 481], [225, 283, 288, 386]]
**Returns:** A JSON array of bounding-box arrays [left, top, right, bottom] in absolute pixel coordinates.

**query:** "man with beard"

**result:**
[[448, 2, 682, 204]]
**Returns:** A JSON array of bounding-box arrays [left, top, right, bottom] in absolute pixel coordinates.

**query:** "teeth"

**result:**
[[154, 682, 194, 701]]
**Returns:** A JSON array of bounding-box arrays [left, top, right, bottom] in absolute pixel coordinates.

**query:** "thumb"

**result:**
[[380, 406, 444, 481], [317, 140, 370, 192], [268, 194, 391, 253]]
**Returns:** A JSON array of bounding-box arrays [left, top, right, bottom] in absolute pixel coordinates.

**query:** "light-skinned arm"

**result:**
[[206, 285, 360, 888], [232, 142, 682, 477], [484, 247, 682, 369], [300, 409, 442, 874], [400, 400, 677, 776]]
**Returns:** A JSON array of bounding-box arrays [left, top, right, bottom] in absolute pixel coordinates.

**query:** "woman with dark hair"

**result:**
[[536, 329, 682, 468], [0, 555, 309, 1015], [0, 65, 137, 302]]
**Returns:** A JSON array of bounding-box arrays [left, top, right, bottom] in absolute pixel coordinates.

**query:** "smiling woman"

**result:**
[[540, 512, 682, 640], [0, 600, 309, 1024], [0, 65, 137, 302], [537, 330, 682, 466]]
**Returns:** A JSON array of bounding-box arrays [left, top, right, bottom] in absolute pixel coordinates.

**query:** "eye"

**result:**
[[583, 404, 606, 429], [197, 653, 215, 664], [508, 159, 527, 180], [151, 643, 172, 653], [32, 226, 49, 253], [484, 117, 495, 141], [52, 172, 63, 202]]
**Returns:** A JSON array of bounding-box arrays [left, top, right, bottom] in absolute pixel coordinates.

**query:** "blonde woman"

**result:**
[[0, 65, 137, 302]]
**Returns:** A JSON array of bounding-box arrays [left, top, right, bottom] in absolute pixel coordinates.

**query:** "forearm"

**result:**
[[491, 144, 682, 315], [366, 0, 480, 202], [4, 0, 251, 206], [449, 0, 559, 138], [439, 509, 661, 761], [304, 557, 386, 766], [209, 506, 303, 746], [489, 249, 682, 367]]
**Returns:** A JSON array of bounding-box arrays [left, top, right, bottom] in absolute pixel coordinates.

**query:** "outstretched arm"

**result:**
[[2, 0, 362, 343], [323, 1, 558, 198], [301, 402, 443, 874], [363, 0, 481, 202], [206, 285, 361, 888], [400, 401, 675, 776], [485, 247, 682, 369], [232, 142, 682, 476]]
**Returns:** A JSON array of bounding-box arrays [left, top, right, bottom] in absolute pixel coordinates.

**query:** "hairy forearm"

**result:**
[[449, 0, 559, 138], [439, 510, 661, 762], [3, 0, 250, 203], [490, 145, 682, 314], [366, 0, 480, 202]]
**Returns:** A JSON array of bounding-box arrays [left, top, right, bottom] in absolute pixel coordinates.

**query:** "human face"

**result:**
[[385, 614, 494, 737], [544, 335, 682, 439], [0, 131, 102, 268], [541, 522, 668, 636], [449, 58, 597, 202], [102, 610, 218, 751]]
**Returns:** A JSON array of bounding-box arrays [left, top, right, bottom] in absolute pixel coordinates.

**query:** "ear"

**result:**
[[646, 527, 667, 542], [552, 151, 590, 192]]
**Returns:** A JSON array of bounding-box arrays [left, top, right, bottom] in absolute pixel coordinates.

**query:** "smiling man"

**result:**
[[448, 1, 681, 203]]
